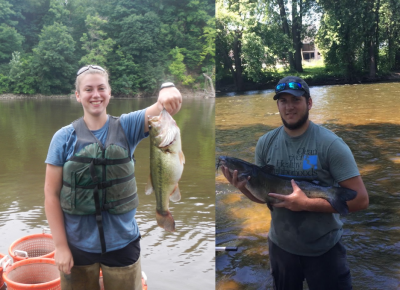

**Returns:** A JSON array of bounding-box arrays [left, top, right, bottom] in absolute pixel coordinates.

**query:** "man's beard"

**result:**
[[281, 110, 309, 130]]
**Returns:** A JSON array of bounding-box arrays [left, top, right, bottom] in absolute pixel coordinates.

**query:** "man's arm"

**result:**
[[144, 86, 182, 132], [338, 175, 369, 212], [44, 164, 74, 274]]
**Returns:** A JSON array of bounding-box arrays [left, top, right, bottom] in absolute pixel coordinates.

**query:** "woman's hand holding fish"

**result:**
[[157, 86, 182, 116], [268, 179, 310, 211]]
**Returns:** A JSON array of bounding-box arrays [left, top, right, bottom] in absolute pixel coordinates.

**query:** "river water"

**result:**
[[216, 83, 400, 289], [0, 96, 215, 289]]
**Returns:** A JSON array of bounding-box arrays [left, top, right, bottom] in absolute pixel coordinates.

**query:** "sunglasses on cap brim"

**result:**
[[275, 82, 304, 93], [77, 65, 106, 76]]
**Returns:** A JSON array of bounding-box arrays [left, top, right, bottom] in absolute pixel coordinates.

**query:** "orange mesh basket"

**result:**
[[9, 233, 55, 262], [0, 253, 9, 289], [3, 258, 60, 290]]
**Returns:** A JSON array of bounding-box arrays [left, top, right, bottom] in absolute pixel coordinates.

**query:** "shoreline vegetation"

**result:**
[[216, 0, 400, 95], [217, 72, 400, 94], [0, 1, 214, 98], [0, 87, 214, 99], [216, 62, 400, 94]]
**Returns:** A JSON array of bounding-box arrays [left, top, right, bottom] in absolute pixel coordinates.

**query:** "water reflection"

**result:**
[[216, 82, 400, 289], [0, 96, 215, 290]]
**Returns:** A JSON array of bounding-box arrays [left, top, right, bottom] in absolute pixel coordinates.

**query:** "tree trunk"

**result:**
[[203, 73, 215, 97], [232, 29, 243, 91], [369, 40, 376, 78], [277, 0, 295, 70], [292, 0, 303, 72], [374, 0, 380, 72], [369, 0, 379, 78]]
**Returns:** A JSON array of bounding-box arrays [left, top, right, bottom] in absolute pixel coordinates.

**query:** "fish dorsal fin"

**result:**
[[261, 164, 275, 173]]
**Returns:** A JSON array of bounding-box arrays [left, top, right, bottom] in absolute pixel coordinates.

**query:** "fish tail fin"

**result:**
[[156, 210, 176, 232], [327, 187, 357, 215]]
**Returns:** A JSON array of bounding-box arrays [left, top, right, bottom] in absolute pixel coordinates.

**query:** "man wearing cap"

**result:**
[[221, 76, 369, 290]]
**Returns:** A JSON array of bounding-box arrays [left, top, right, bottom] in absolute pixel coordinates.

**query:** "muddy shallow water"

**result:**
[[0, 97, 215, 290], [216, 83, 400, 289]]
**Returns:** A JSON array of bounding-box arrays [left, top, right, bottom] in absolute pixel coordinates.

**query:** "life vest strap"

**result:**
[[62, 172, 135, 189], [102, 193, 138, 211], [69, 156, 131, 165], [93, 185, 107, 254]]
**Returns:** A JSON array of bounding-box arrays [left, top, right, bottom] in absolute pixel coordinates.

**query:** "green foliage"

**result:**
[[108, 47, 141, 96], [0, 0, 18, 26], [0, 0, 214, 96], [0, 74, 9, 94], [32, 22, 76, 95], [8, 52, 37, 94], [42, 0, 70, 26], [216, 0, 282, 85], [0, 24, 24, 63], [169, 47, 195, 86], [199, 17, 216, 66], [79, 14, 115, 67]]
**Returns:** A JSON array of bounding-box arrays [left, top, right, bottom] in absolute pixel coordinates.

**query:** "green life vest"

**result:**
[[60, 116, 138, 253]]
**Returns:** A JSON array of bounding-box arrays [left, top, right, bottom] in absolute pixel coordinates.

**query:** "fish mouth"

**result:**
[[216, 156, 227, 171]]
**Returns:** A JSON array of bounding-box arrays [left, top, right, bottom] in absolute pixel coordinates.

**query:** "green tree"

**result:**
[[377, 0, 400, 71], [108, 47, 141, 97], [169, 47, 195, 86], [32, 22, 76, 94], [216, 0, 284, 89], [316, 0, 380, 79], [0, 24, 24, 63], [8, 52, 37, 94], [199, 17, 216, 68], [79, 13, 115, 67], [42, 0, 70, 26], [0, 0, 19, 26], [0, 73, 9, 93]]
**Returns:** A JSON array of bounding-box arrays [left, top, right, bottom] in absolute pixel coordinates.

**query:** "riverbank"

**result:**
[[216, 71, 400, 94], [0, 86, 214, 99]]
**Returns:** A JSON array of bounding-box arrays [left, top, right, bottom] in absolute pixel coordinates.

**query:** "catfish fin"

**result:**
[[170, 184, 181, 202], [145, 175, 153, 195], [267, 202, 274, 212], [326, 187, 357, 215], [261, 164, 275, 173]]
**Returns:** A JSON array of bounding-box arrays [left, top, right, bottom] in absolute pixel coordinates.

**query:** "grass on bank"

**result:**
[[275, 59, 343, 83]]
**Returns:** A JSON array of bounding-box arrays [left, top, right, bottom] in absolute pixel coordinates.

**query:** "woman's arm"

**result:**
[[44, 164, 74, 274]]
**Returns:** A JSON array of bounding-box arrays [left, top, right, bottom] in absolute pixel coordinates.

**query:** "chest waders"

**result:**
[[60, 116, 138, 253]]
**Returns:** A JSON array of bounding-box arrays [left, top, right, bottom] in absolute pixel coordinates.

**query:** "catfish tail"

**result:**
[[327, 187, 357, 215]]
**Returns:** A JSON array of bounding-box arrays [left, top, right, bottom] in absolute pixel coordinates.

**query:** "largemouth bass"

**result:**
[[217, 156, 357, 215], [145, 109, 185, 232]]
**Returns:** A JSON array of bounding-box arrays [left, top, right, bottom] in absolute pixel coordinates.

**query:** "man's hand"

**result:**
[[268, 179, 310, 211], [221, 165, 249, 191]]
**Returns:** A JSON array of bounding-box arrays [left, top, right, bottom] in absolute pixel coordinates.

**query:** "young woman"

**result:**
[[44, 65, 182, 289]]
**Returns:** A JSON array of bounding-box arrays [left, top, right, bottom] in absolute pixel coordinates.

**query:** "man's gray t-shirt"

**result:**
[[255, 121, 359, 256]]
